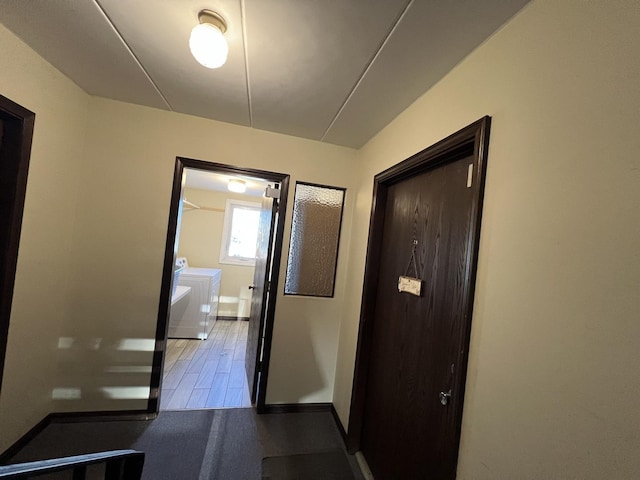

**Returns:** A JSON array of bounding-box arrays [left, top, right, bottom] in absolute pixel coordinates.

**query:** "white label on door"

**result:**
[[467, 164, 473, 188], [398, 276, 422, 296]]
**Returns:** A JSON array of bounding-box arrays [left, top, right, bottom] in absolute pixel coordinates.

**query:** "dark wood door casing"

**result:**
[[151, 157, 289, 413], [0, 95, 35, 395], [347, 117, 491, 478], [362, 153, 476, 479]]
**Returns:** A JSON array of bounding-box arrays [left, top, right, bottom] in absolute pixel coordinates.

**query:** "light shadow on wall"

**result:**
[[52, 334, 156, 411]]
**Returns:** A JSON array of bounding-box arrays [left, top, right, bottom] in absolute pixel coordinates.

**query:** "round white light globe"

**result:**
[[189, 23, 228, 69]]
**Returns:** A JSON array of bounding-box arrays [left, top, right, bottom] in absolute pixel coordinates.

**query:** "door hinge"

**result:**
[[466, 164, 473, 188], [266, 281, 271, 292], [265, 186, 281, 199]]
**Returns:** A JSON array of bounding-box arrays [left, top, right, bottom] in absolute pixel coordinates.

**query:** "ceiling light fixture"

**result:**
[[189, 9, 228, 69], [228, 179, 246, 193]]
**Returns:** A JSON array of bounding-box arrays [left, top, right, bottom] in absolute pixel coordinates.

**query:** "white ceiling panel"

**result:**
[[0, 0, 530, 148], [323, 0, 532, 148], [245, 0, 410, 140], [97, 0, 251, 126], [0, 0, 168, 110]]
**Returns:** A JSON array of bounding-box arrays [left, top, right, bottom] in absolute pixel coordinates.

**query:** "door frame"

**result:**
[[0, 95, 35, 395], [347, 117, 491, 461], [149, 156, 289, 413]]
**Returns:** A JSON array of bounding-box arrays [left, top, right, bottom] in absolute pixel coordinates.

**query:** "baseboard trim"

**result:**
[[48, 409, 156, 424], [216, 316, 250, 322], [261, 402, 332, 414], [330, 404, 348, 444], [0, 409, 155, 463], [0, 414, 52, 464]]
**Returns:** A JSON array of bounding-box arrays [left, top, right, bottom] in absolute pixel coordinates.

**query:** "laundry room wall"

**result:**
[[177, 187, 258, 319]]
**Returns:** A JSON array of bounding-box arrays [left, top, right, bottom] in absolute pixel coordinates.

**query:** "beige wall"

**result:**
[[4, 1, 638, 476], [0, 20, 357, 443], [333, 1, 640, 478], [178, 187, 258, 318], [0, 25, 90, 450], [54, 96, 357, 411]]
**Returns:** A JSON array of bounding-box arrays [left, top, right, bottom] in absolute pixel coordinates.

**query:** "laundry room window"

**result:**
[[219, 199, 261, 266]]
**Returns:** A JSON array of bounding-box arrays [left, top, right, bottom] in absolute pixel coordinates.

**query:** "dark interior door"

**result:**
[[0, 96, 34, 394], [360, 154, 477, 479], [245, 189, 278, 403]]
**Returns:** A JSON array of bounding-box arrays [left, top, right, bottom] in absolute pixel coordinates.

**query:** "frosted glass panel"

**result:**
[[285, 183, 345, 297]]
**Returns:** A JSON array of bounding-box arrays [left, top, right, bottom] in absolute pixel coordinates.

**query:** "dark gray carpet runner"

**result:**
[[7, 409, 363, 479]]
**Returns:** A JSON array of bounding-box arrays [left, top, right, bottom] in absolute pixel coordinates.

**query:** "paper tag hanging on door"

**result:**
[[398, 275, 422, 296], [398, 239, 423, 297]]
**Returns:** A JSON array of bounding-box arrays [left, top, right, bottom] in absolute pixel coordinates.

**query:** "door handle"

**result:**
[[248, 285, 255, 290], [439, 390, 452, 406]]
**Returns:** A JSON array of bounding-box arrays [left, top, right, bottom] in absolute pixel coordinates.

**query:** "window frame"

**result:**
[[283, 181, 346, 298], [219, 198, 262, 267]]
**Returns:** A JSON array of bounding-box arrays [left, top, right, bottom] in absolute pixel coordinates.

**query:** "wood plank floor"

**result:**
[[161, 320, 251, 410]]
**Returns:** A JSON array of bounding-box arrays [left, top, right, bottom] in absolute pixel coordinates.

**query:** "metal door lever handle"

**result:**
[[439, 390, 452, 406]]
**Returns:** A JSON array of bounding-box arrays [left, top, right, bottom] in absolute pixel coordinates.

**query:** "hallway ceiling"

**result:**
[[0, 0, 529, 148]]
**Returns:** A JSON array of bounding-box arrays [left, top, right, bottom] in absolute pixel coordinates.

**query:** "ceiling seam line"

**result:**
[[92, 0, 174, 111], [320, 0, 414, 142], [240, 0, 254, 127]]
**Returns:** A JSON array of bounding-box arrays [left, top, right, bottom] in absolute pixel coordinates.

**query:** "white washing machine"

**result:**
[[168, 258, 221, 339]]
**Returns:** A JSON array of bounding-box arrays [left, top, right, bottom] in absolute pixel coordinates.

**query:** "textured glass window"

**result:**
[[284, 182, 346, 297]]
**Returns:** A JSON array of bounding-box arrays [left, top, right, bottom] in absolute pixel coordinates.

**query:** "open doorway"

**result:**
[[150, 158, 289, 414], [162, 168, 270, 410]]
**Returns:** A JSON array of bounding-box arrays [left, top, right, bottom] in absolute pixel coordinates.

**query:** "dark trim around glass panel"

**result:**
[[284, 181, 346, 298]]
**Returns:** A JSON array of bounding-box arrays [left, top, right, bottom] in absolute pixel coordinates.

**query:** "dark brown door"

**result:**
[[0, 96, 34, 394], [360, 154, 479, 479], [245, 188, 278, 403]]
